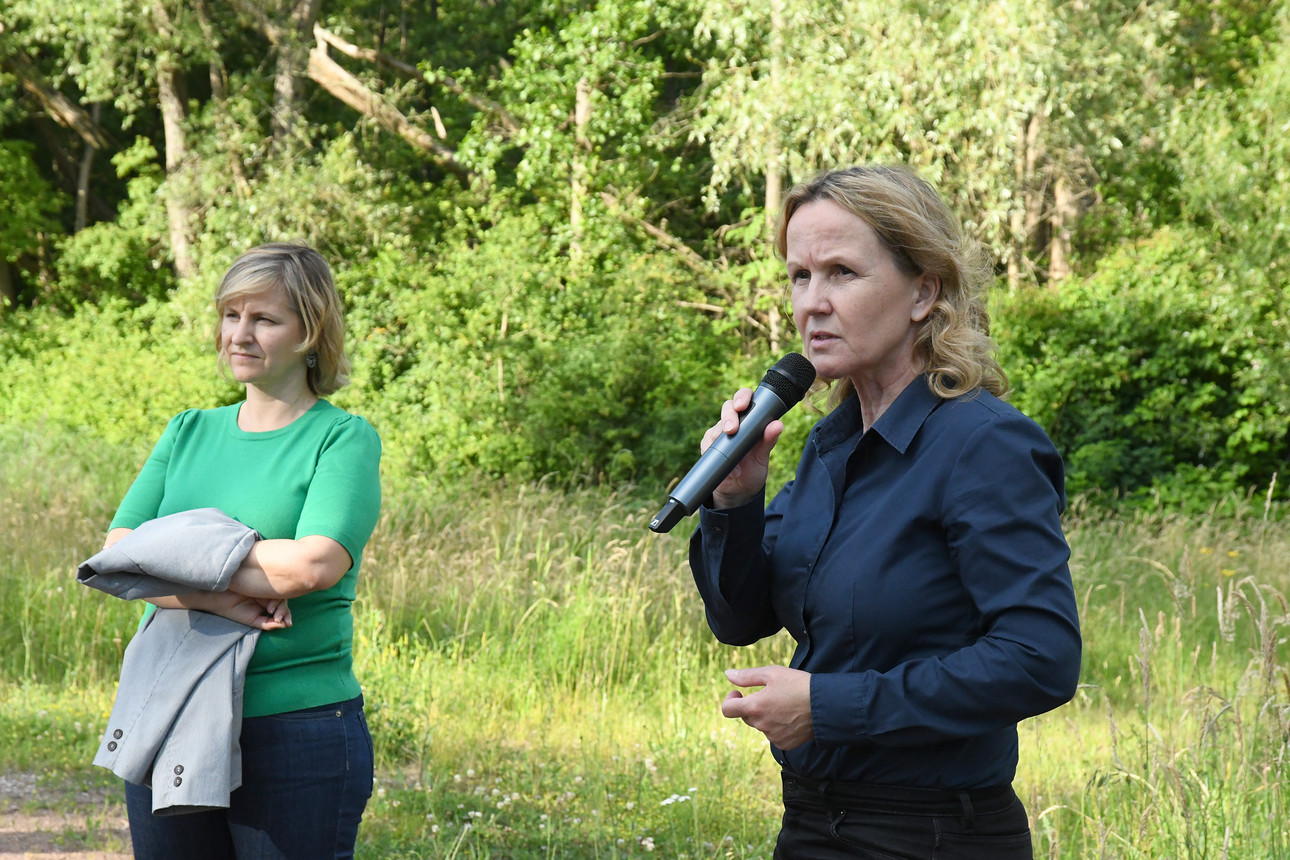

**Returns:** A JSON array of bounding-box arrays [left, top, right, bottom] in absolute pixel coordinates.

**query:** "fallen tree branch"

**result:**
[[307, 45, 471, 178], [2, 50, 114, 150], [238, 5, 704, 271], [312, 24, 521, 137]]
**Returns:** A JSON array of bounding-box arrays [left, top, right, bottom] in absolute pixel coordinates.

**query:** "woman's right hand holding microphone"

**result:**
[[701, 387, 786, 510]]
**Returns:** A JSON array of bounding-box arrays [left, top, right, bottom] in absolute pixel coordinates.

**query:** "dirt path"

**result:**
[[0, 773, 130, 859]]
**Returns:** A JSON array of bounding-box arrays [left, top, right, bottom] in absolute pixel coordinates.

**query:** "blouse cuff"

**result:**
[[809, 671, 873, 748], [698, 489, 766, 534]]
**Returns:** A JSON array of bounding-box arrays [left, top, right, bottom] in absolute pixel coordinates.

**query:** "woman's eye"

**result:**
[[837, 265, 855, 276]]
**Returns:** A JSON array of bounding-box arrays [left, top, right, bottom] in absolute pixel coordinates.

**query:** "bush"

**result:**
[[343, 207, 739, 490], [995, 226, 1289, 509], [0, 297, 231, 456]]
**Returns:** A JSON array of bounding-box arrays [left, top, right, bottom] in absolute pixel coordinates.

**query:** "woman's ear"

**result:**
[[911, 273, 941, 323]]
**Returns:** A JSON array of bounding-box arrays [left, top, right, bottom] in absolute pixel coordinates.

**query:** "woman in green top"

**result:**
[[103, 243, 382, 859]]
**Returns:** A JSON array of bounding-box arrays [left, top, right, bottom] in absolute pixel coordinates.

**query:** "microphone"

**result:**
[[648, 352, 816, 533]]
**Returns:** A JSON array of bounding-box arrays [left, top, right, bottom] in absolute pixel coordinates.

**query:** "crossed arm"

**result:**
[[103, 528, 353, 630]]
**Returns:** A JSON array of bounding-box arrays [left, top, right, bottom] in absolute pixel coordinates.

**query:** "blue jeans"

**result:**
[[125, 696, 374, 860], [773, 771, 1033, 859]]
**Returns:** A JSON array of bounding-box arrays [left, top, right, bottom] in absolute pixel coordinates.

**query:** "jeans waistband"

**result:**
[[781, 770, 1014, 814], [265, 695, 365, 718]]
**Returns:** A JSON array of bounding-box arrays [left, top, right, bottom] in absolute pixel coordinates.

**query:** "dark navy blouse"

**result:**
[[690, 375, 1082, 789]]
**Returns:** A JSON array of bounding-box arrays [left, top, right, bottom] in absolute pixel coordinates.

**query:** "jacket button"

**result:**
[[107, 741, 117, 751], [173, 765, 184, 775], [113, 729, 123, 739], [173, 777, 183, 787]]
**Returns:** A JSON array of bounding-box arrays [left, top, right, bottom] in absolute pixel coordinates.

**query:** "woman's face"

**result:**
[[219, 286, 308, 394], [787, 199, 938, 393]]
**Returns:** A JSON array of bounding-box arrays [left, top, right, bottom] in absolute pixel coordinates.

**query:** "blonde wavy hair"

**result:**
[[213, 242, 351, 396], [774, 165, 1007, 408]]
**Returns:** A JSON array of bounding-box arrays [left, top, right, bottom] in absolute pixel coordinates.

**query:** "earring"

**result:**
[[306, 351, 318, 368]]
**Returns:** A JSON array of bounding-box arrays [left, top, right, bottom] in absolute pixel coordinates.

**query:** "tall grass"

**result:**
[[2, 428, 1288, 857]]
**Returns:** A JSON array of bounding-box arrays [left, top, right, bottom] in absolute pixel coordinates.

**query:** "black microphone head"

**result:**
[[760, 352, 816, 408]]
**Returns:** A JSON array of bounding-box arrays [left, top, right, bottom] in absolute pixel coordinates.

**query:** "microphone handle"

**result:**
[[648, 383, 789, 533]]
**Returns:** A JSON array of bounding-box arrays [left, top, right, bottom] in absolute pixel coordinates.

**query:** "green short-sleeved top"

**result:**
[[110, 400, 382, 717]]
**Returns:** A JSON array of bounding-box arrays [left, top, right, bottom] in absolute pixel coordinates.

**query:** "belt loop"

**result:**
[[957, 790, 975, 831]]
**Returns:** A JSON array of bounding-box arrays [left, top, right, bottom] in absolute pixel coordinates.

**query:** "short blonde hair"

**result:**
[[775, 165, 1006, 407], [213, 243, 351, 396]]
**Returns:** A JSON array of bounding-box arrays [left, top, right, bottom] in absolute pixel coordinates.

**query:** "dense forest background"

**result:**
[[2, 0, 1288, 509]]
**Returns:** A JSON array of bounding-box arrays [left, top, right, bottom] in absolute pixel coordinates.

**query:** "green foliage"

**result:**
[[1170, 0, 1282, 91], [0, 137, 65, 306], [0, 141, 65, 268], [1170, 3, 1290, 272], [52, 219, 175, 309], [47, 139, 174, 308], [345, 208, 737, 487], [0, 298, 231, 450], [188, 132, 442, 273], [996, 227, 1289, 508], [3, 0, 1290, 508]]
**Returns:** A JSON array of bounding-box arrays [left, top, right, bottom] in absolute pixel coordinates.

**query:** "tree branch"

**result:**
[[230, 0, 287, 45], [306, 45, 471, 178], [2, 50, 114, 150], [312, 24, 521, 137], [236, 4, 702, 273], [599, 191, 710, 276]]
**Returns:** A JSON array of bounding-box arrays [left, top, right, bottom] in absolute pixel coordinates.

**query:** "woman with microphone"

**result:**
[[688, 165, 1081, 859]]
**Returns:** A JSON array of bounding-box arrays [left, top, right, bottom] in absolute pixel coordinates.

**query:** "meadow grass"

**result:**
[[1, 427, 1287, 858]]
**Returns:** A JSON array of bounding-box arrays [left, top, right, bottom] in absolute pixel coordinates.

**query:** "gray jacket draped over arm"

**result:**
[[78, 508, 261, 815]]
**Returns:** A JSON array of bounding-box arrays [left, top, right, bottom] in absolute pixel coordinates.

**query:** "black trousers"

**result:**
[[773, 771, 1034, 860]]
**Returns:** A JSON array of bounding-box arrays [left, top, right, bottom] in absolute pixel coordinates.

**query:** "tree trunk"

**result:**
[[1007, 119, 1028, 290], [156, 53, 196, 279], [272, 0, 326, 145], [570, 77, 592, 265], [1048, 173, 1076, 285], [75, 104, 103, 233], [765, 156, 783, 356], [30, 117, 112, 223], [0, 261, 14, 311], [764, 0, 785, 356], [1023, 111, 1046, 279]]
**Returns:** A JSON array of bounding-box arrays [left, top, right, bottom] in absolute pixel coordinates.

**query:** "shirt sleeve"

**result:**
[[295, 414, 382, 571], [810, 412, 1083, 747], [688, 484, 788, 646], [109, 411, 194, 530]]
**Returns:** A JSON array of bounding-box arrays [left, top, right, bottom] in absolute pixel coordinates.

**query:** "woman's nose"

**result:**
[[794, 277, 828, 314]]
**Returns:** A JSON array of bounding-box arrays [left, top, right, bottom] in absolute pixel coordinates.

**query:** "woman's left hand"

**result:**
[[721, 666, 814, 750]]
